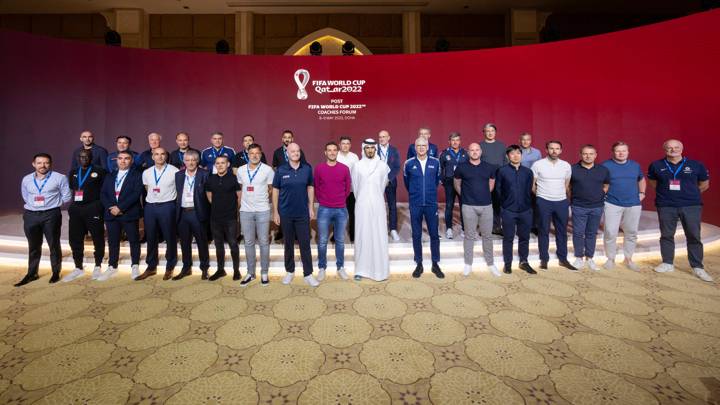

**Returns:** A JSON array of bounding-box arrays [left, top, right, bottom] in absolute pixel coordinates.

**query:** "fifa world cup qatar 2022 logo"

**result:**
[[294, 69, 310, 100]]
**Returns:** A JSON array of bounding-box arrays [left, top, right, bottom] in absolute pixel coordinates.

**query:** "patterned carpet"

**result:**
[[0, 250, 719, 405]]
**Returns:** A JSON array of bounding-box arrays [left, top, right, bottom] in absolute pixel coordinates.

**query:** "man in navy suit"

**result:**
[[99, 151, 143, 281], [406, 127, 438, 159], [173, 150, 211, 280], [378, 130, 402, 241]]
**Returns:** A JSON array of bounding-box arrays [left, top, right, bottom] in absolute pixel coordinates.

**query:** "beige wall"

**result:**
[[149, 14, 235, 52], [0, 13, 108, 43]]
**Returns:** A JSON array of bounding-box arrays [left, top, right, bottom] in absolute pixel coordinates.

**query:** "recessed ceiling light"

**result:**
[[183, 5, 189, 9]]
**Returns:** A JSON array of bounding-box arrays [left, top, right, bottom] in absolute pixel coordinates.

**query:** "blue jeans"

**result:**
[[571, 205, 603, 258], [317, 206, 348, 270]]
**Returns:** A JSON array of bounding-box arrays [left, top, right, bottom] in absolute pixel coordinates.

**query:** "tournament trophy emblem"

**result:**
[[294, 69, 310, 100]]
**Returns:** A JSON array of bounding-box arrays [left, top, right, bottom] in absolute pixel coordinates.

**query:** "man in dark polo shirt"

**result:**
[[569, 145, 609, 271], [63, 149, 107, 282], [204, 155, 242, 281], [272, 142, 319, 287], [495, 145, 536, 275], [453, 142, 497, 277], [169, 131, 201, 170], [648, 139, 711, 282]]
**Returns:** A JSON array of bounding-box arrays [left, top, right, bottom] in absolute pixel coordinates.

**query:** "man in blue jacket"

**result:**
[[378, 130, 401, 241], [439, 131, 467, 239], [173, 150, 210, 280], [404, 137, 444, 278], [71, 130, 108, 171], [99, 151, 143, 281], [406, 127, 439, 159]]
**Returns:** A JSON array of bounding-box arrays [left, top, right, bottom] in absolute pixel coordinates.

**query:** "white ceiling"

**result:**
[[0, 0, 700, 14]]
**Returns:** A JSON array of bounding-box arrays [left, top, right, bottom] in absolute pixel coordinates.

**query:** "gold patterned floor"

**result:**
[[0, 250, 719, 405]]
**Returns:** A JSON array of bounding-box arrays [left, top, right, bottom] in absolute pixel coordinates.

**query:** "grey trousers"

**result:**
[[462, 204, 494, 265], [240, 210, 271, 276], [657, 205, 704, 269], [603, 202, 641, 261]]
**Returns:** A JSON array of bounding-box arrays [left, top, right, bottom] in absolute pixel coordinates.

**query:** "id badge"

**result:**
[[669, 180, 681, 191], [115, 191, 120, 199], [153, 187, 161, 193], [246, 186, 254, 192], [33, 196, 45, 207], [74, 191, 84, 202]]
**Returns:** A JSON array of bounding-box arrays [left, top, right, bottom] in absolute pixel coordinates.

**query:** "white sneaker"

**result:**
[[463, 264, 472, 277], [304, 275, 320, 287], [317, 268, 326, 281], [281, 272, 295, 285], [573, 258, 585, 270], [624, 260, 640, 272], [390, 230, 400, 242], [97, 266, 118, 281], [62, 268, 84, 282], [459, 231, 465, 239], [130, 264, 140, 280], [603, 259, 615, 270], [488, 264, 501, 277], [654, 263, 675, 273], [91, 266, 103, 280], [446, 229, 453, 239], [693, 267, 714, 282], [586, 259, 598, 271], [337, 268, 349, 280]]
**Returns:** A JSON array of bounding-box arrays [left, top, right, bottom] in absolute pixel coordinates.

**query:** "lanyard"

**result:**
[[77, 166, 92, 190], [185, 174, 195, 189], [664, 158, 686, 180], [247, 164, 261, 184], [378, 146, 387, 160], [115, 171, 128, 191], [211, 147, 225, 160], [178, 150, 186, 164], [33, 171, 52, 194], [153, 165, 168, 187], [242, 150, 249, 163], [448, 148, 462, 162]]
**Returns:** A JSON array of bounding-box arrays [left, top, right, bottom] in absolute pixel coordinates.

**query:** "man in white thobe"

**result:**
[[352, 139, 391, 281]]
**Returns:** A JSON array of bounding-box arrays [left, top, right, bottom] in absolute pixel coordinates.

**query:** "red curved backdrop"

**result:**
[[1, 10, 719, 222]]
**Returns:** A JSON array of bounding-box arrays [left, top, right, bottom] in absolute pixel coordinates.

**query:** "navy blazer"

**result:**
[[175, 168, 211, 222], [101, 168, 144, 221], [381, 145, 401, 183]]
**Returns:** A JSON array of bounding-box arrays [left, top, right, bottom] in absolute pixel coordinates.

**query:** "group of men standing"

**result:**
[[14, 126, 713, 287]]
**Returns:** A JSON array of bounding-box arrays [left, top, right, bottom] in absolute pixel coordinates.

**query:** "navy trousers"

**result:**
[[178, 209, 210, 272], [144, 201, 177, 270], [536, 197, 569, 262], [107, 219, 140, 268], [280, 215, 314, 276], [410, 204, 440, 264], [443, 178, 463, 230], [385, 179, 398, 231], [501, 209, 532, 266]]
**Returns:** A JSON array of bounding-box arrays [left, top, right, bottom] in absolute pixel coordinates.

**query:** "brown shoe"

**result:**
[[163, 270, 173, 280], [135, 269, 157, 281]]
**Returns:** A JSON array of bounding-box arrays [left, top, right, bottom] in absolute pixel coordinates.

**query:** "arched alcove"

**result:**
[[285, 28, 373, 56]]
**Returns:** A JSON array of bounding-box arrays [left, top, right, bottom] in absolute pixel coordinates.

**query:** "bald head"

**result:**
[[287, 142, 302, 163], [152, 147, 168, 166], [663, 139, 684, 161], [467, 142, 482, 162]]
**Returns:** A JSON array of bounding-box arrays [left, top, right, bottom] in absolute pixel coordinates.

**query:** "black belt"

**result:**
[[183, 207, 195, 212]]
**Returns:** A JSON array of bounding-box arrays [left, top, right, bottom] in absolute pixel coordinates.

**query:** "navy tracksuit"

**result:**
[[403, 156, 442, 264]]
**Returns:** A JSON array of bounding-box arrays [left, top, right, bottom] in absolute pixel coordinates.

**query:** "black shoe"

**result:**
[[431, 263, 445, 279], [172, 268, 192, 281], [135, 268, 157, 281], [240, 274, 255, 286], [503, 265, 512, 274], [492, 227, 503, 236], [531, 228, 539, 236], [49, 273, 61, 283], [519, 262, 537, 274], [540, 261, 548, 270], [233, 270, 241, 281], [412, 263, 424, 278], [274, 231, 283, 241], [200, 269, 209, 280], [559, 260, 578, 271], [209, 269, 227, 281], [15, 273, 39, 287]]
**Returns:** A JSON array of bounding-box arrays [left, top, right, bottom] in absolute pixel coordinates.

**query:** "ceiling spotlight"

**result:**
[[309, 41, 322, 56], [342, 41, 355, 56]]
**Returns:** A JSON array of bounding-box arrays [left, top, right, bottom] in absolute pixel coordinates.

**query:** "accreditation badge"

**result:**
[[246, 186, 254, 192], [33, 196, 45, 207], [74, 191, 84, 202], [669, 180, 681, 191]]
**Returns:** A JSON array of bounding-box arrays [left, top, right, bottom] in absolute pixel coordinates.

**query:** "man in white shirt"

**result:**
[[237, 143, 275, 286], [531, 140, 577, 271], [336, 136, 359, 243], [137, 147, 180, 280]]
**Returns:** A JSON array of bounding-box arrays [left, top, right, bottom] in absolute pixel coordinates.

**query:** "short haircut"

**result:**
[[282, 129, 294, 136], [418, 126, 431, 133], [33, 152, 52, 162], [519, 132, 531, 138], [211, 131, 224, 137], [483, 123, 497, 132], [184, 149, 200, 160], [506, 144, 521, 155], [117, 150, 133, 159], [247, 143, 262, 152], [215, 155, 230, 162], [325, 141, 339, 149], [148, 132, 162, 140], [546, 140, 562, 148], [611, 141, 628, 152], [116, 135, 132, 144], [243, 134, 255, 141], [339, 136, 351, 143], [580, 144, 597, 153], [176, 131, 189, 138], [448, 131, 461, 140]]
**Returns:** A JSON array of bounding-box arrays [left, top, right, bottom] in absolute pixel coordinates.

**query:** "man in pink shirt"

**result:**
[[314, 141, 352, 281]]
